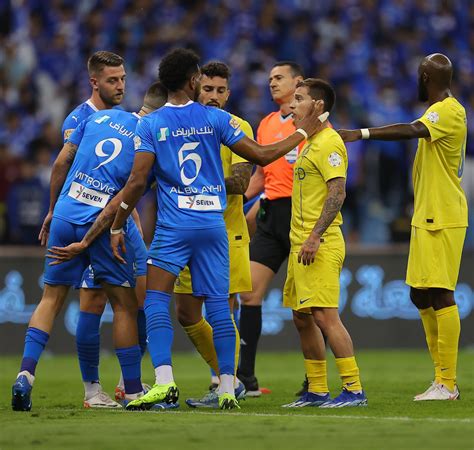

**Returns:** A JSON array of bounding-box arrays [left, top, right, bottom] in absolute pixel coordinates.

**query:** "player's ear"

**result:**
[[90, 76, 98, 91]]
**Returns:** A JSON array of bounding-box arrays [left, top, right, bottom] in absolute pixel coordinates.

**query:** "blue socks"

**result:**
[[115, 345, 142, 394], [137, 308, 147, 357], [145, 290, 173, 368], [20, 327, 50, 375], [205, 297, 236, 376], [76, 311, 101, 382]]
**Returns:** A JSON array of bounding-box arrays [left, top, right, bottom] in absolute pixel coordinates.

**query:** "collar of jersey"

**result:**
[[164, 100, 194, 108], [86, 99, 99, 111]]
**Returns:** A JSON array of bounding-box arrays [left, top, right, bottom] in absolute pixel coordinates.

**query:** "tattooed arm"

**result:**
[[39, 142, 78, 245], [298, 177, 346, 265], [225, 162, 253, 195]]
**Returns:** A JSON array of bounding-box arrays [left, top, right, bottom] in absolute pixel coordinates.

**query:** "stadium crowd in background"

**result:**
[[0, 0, 472, 246]]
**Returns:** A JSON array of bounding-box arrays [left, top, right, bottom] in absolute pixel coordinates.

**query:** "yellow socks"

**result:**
[[335, 356, 362, 392], [436, 305, 460, 391], [231, 314, 240, 378], [304, 359, 328, 394], [419, 307, 441, 384], [183, 317, 219, 375]]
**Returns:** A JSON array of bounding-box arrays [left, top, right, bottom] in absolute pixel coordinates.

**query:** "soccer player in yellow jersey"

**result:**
[[339, 53, 466, 401], [282, 78, 367, 408], [173, 62, 253, 408]]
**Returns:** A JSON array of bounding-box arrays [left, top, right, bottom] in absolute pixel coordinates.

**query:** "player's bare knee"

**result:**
[[80, 289, 107, 315], [410, 288, 431, 309], [292, 310, 312, 332], [239, 291, 262, 306], [430, 288, 455, 310], [176, 305, 199, 327]]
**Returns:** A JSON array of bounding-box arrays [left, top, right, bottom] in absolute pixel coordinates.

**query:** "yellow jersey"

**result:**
[[290, 127, 347, 247], [223, 114, 253, 246], [413, 97, 468, 230]]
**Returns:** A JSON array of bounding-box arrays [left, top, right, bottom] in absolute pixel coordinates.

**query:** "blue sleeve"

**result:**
[[67, 118, 87, 146], [216, 110, 245, 148], [62, 114, 80, 143], [134, 118, 156, 154]]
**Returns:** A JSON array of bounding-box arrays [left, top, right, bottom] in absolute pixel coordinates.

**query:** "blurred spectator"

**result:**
[[6, 159, 49, 245], [0, 0, 471, 246]]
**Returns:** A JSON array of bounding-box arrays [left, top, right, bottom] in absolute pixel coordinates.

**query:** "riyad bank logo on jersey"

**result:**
[[178, 194, 222, 211], [158, 127, 169, 142], [328, 152, 342, 167], [426, 111, 439, 124], [94, 115, 110, 124]]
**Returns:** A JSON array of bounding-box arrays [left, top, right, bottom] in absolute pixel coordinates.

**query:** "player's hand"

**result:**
[[337, 129, 361, 142], [294, 100, 325, 138], [111, 232, 127, 264], [38, 211, 53, 246], [46, 242, 87, 265], [298, 234, 321, 266]]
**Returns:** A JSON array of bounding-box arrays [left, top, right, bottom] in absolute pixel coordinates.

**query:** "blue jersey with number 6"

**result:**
[[54, 109, 140, 225], [134, 101, 245, 229]]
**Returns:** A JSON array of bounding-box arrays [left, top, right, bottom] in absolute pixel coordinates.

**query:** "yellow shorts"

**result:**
[[283, 227, 345, 312], [406, 226, 466, 291], [174, 244, 251, 295]]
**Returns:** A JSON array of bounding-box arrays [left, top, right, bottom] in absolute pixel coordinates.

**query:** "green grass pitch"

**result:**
[[1, 350, 473, 450]]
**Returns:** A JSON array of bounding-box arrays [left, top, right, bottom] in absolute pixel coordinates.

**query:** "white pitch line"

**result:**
[[6, 408, 472, 424]]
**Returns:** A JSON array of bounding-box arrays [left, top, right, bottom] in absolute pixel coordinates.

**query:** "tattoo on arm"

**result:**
[[82, 205, 116, 247], [225, 163, 253, 195], [49, 142, 78, 210], [65, 142, 78, 163], [312, 177, 346, 237]]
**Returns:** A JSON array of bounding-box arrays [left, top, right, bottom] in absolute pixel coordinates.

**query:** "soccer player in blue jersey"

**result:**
[[11, 83, 164, 412], [59, 51, 149, 407], [109, 48, 323, 410]]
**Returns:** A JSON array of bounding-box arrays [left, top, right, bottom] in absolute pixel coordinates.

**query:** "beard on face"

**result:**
[[100, 89, 122, 106], [418, 75, 428, 102]]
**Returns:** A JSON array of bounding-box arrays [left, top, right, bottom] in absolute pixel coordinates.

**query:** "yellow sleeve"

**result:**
[[231, 119, 254, 165], [314, 138, 347, 182], [418, 103, 451, 143]]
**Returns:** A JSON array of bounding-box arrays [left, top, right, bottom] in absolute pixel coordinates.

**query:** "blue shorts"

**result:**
[[79, 219, 147, 289], [44, 217, 136, 288], [147, 225, 229, 297]]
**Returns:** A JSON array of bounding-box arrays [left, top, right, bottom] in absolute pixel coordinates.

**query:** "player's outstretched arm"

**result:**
[[38, 142, 78, 246], [110, 152, 155, 263], [230, 105, 323, 166], [225, 162, 253, 195], [338, 120, 430, 142], [298, 177, 346, 266], [46, 193, 124, 264]]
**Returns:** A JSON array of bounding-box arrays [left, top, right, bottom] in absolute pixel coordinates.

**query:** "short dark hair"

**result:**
[[297, 78, 336, 113], [159, 48, 200, 92], [273, 61, 304, 78], [201, 61, 231, 80], [143, 81, 168, 110], [87, 51, 124, 75]]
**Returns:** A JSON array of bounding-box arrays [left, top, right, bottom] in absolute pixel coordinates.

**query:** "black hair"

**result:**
[[296, 78, 336, 113], [272, 61, 304, 78], [159, 48, 200, 92], [87, 51, 124, 75], [143, 81, 168, 110], [201, 61, 231, 80]]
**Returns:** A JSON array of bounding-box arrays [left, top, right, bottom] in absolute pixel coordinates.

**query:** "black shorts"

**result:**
[[249, 197, 291, 273]]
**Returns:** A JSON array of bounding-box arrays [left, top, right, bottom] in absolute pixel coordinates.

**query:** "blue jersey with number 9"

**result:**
[[134, 101, 245, 229], [54, 109, 141, 225]]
